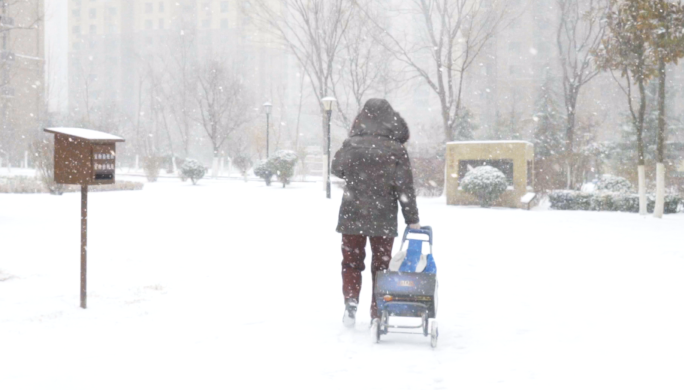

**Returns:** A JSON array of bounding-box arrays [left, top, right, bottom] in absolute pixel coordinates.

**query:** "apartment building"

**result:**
[[0, 0, 44, 166], [68, 0, 291, 125]]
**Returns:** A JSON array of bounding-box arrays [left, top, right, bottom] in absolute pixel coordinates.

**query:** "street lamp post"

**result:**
[[263, 102, 272, 159], [322, 97, 336, 199]]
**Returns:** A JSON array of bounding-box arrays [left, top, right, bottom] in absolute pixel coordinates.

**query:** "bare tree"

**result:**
[[330, 3, 402, 128], [555, 0, 609, 188], [193, 59, 253, 178], [161, 22, 198, 158], [140, 57, 176, 162], [250, 0, 355, 137], [355, 0, 510, 142]]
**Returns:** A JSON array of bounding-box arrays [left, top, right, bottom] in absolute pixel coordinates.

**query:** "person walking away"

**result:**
[[331, 98, 420, 328]]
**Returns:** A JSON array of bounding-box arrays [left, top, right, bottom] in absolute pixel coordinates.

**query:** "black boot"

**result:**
[[343, 298, 358, 328]]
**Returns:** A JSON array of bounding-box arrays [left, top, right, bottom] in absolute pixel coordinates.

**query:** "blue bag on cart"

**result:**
[[377, 226, 437, 318], [389, 229, 436, 274]]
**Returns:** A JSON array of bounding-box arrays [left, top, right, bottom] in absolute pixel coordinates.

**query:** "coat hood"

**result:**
[[349, 98, 409, 144]]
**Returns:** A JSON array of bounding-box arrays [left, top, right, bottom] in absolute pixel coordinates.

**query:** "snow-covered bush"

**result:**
[[143, 156, 163, 182], [548, 190, 593, 210], [254, 151, 298, 187], [0, 177, 143, 193], [461, 166, 508, 208], [254, 160, 274, 186], [595, 174, 633, 193], [31, 139, 64, 195], [549, 190, 681, 213], [232, 155, 253, 182], [270, 150, 298, 188], [0, 176, 46, 193], [180, 159, 207, 185]]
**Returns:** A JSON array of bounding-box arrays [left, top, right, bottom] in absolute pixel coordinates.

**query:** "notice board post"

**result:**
[[44, 127, 125, 309]]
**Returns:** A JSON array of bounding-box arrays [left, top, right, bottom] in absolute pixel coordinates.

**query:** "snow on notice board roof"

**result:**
[[447, 140, 532, 145], [44, 127, 125, 142]]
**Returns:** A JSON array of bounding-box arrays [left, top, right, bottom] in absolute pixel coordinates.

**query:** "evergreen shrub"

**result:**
[[270, 150, 298, 188], [595, 174, 633, 193], [180, 159, 207, 185], [143, 156, 163, 182], [232, 155, 252, 182], [254, 151, 298, 187], [461, 166, 508, 207], [254, 160, 274, 186], [549, 190, 681, 213]]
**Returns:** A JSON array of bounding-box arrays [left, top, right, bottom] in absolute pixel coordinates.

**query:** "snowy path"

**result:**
[[1, 179, 683, 389]]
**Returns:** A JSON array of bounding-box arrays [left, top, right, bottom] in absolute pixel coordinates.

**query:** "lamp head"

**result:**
[[322, 96, 336, 111], [263, 102, 273, 115]]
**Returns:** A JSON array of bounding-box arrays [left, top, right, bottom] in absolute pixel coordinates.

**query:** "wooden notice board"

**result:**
[[44, 127, 125, 309]]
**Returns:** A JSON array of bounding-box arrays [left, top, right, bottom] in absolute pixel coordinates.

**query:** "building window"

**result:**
[[202, 19, 211, 28], [89, 8, 96, 18], [159, 2, 165, 12], [509, 42, 521, 54], [106, 23, 116, 34], [109, 7, 117, 16], [159, 19, 165, 29], [72, 26, 81, 34], [90, 24, 97, 35], [73, 42, 81, 50], [145, 3, 153, 13], [221, 1, 229, 12], [203, 2, 210, 12], [145, 19, 153, 29], [509, 65, 519, 75], [221, 18, 228, 29], [72, 9, 81, 18]]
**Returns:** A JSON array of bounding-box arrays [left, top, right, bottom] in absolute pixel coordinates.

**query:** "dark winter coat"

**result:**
[[331, 98, 419, 237]]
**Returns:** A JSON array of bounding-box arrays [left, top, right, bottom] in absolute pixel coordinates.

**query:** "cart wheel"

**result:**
[[430, 320, 438, 348], [381, 310, 389, 335], [370, 318, 380, 343], [422, 312, 429, 337]]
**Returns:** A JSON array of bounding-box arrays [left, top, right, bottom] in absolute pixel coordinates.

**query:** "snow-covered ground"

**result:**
[[1, 178, 683, 389]]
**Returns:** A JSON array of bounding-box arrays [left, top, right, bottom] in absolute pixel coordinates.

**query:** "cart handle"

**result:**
[[401, 225, 433, 248]]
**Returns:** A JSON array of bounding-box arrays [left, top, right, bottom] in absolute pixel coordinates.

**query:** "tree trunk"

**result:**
[[212, 147, 220, 179], [637, 76, 647, 215], [653, 57, 666, 218], [564, 100, 576, 189], [638, 165, 646, 215]]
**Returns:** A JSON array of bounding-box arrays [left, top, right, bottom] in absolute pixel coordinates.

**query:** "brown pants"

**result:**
[[341, 234, 394, 319]]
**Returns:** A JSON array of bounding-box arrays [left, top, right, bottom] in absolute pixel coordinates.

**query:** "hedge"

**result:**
[[549, 190, 681, 214]]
